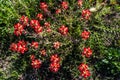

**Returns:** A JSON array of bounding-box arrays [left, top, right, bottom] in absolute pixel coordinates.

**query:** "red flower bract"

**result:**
[[49, 62, 60, 73], [81, 69, 91, 78], [78, 63, 91, 78], [82, 47, 92, 58], [78, 0, 83, 7], [49, 54, 60, 72], [44, 22, 50, 28], [30, 20, 40, 28], [50, 54, 60, 63], [9, 43, 18, 51], [81, 30, 90, 40], [78, 63, 88, 71], [31, 59, 42, 69], [17, 40, 28, 54], [37, 13, 43, 20], [30, 54, 35, 60], [82, 9, 91, 20], [59, 25, 68, 35], [34, 25, 43, 34], [53, 41, 61, 49], [31, 42, 39, 49], [40, 49, 46, 56], [46, 28, 52, 32], [40, 2, 48, 11], [61, 1, 68, 10], [56, 9, 61, 14], [14, 23, 24, 36], [20, 15, 29, 26]]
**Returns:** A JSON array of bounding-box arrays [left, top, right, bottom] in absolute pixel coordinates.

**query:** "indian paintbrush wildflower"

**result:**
[[61, 1, 68, 10], [59, 25, 68, 35], [40, 49, 46, 56], [30, 54, 35, 61], [78, 63, 91, 78], [37, 13, 43, 20], [40, 2, 48, 12], [49, 62, 60, 72], [30, 20, 40, 28], [50, 54, 60, 72], [31, 42, 39, 49], [31, 59, 42, 69], [82, 9, 91, 19], [14, 23, 24, 36], [82, 47, 92, 58], [81, 30, 90, 40], [50, 54, 60, 63], [34, 25, 43, 33], [20, 15, 29, 26]]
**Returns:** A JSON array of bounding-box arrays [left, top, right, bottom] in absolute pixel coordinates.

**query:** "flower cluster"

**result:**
[[9, 40, 28, 54], [82, 47, 92, 58], [20, 15, 29, 26], [59, 25, 68, 35], [37, 13, 43, 20], [30, 54, 42, 69], [55, 9, 61, 14], [44, 22, 52, 32], [31, 41, 39, 49], [14, 15, 29, 36], [49, 54, 60, 72], [14, 23, 24, 36], [82, 9, 91, 20], [61, 1, 68, 10], [40, 2, 48, 12], [78, 63, 91, 78], [30, 20, 43, 34], [81, 30, 90, 40]]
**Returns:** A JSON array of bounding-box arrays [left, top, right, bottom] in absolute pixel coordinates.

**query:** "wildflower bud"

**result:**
[[89, 7, 97, 12]]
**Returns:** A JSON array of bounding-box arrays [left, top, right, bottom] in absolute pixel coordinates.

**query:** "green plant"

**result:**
[[0, 0, 120, 80]]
